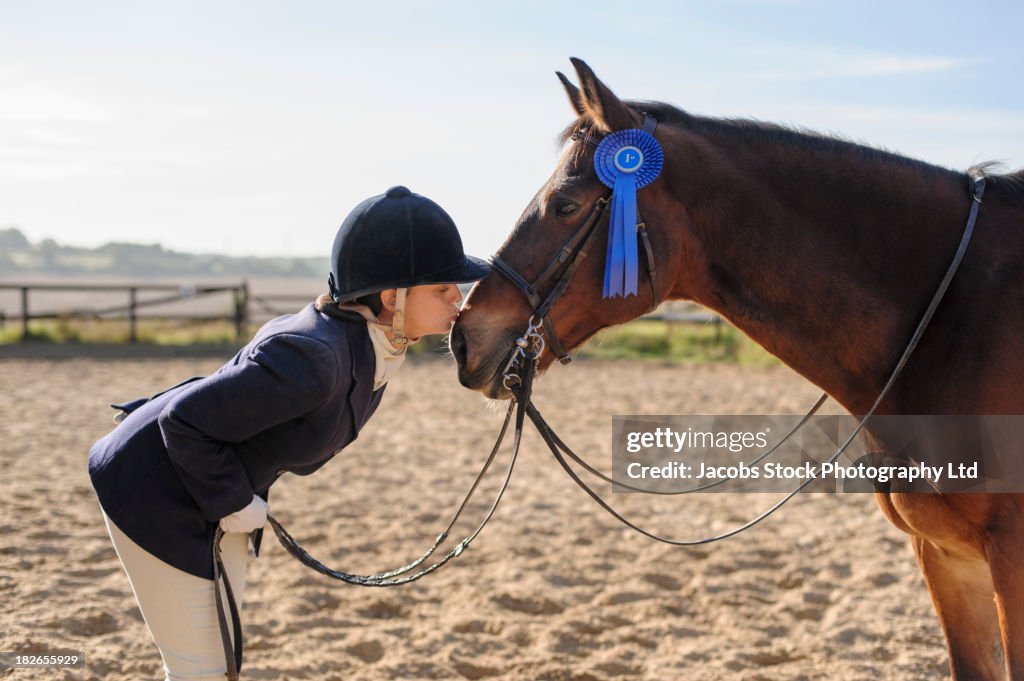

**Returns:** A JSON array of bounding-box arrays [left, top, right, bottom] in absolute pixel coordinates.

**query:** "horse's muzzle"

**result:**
[[449, 323, 514, 398]]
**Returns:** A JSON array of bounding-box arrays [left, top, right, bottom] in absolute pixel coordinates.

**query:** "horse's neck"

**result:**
[[666, 128, 970, 413]]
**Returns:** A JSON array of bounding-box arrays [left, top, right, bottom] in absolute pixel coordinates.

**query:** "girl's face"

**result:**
[[401, 284, 464, 341]]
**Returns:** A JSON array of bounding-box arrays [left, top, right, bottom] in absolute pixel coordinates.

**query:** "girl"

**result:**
[[88, 186, 490, 680]]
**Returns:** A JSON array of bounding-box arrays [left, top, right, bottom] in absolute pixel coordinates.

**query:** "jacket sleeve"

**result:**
[[158, 333, 340, 522]]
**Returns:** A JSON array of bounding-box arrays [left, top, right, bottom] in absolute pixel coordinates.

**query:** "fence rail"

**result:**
[[0, 282, 251, 343], [0, 281, 725, 344], [642, 309, 724, 340]]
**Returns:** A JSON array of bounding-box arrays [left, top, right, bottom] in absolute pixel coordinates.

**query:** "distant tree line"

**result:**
[[0, 227, 328, 278]]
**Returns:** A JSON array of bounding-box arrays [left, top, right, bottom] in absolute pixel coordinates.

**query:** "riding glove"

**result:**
[[218, 494, 268, 533]]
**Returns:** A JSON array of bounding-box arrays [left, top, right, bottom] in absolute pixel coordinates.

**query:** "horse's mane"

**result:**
[[967, 161, 1024, 199], [559, 100, 1024, 203]]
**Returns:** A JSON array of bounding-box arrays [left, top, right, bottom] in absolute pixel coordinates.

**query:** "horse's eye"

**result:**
[[555, 201, 579, 217]]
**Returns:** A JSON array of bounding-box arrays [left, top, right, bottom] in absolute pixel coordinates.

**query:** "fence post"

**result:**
[[129, 287, 138, 343], [235, 280, 249, 342], [20, 286, 29, 341]]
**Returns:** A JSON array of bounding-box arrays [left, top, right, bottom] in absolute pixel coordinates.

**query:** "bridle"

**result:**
[[490, 114, 662, 367]]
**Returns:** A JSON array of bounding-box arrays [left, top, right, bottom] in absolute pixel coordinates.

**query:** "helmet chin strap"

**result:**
[[390, 287, 409, 346]]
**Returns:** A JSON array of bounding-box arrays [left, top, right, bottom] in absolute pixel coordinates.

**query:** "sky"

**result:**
[[2, 0, 1022, 260]]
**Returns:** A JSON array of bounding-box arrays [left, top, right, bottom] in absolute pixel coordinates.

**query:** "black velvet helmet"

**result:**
[[328, 186, 491, 301]]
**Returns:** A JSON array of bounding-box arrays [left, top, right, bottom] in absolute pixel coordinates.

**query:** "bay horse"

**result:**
[[450, 58, 1024, 680]]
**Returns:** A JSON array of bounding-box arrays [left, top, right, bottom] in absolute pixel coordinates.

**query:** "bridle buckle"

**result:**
[[501, 316, 545, 388]]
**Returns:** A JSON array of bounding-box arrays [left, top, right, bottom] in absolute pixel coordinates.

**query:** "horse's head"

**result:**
[[451, 59, 700, 398]]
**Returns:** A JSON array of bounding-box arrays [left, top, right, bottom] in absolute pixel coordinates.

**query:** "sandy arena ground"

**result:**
[[0, 352, 949, 680]]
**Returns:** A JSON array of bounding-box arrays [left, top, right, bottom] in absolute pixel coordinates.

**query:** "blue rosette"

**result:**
[[594, 128, 663, 298]]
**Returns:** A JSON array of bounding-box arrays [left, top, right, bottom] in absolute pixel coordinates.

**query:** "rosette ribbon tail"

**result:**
[[603, 173, 640, 298]]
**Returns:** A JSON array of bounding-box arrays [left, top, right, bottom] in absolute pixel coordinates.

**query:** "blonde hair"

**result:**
[[315, 292, 382, 318]]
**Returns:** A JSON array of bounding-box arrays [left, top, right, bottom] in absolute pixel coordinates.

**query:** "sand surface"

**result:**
[[0, 354, 948, 680]]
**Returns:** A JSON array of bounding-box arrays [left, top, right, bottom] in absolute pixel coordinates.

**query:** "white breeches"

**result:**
[[102, 510, 250, 680]]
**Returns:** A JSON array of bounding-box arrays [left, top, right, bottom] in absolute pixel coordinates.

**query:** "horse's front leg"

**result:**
[[985, 499, 1024, 680], [912, 535, 1004, 680]]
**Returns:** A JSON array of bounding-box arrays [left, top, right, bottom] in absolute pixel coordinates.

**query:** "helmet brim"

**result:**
[[411, 254, 492, 286], [333, 255, 492, 301]]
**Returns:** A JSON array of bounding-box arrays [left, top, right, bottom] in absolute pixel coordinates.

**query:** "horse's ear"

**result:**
[[556, 71, 585, 116], [570, 57, 639, 133]]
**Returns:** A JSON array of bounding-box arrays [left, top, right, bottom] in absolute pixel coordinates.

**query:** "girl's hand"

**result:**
[[218, 495, 268, 533]]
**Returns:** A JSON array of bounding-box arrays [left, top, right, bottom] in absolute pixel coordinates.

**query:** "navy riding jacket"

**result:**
[[88, 303, 385, 579]]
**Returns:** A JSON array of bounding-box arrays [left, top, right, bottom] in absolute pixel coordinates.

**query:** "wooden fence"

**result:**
[[0, 282, 318, 343], [0, 281, 723, 343], [642, 308, 725, 341]]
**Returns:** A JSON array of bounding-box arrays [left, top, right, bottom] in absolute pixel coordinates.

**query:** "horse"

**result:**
[[449, 58, 1024, 680]]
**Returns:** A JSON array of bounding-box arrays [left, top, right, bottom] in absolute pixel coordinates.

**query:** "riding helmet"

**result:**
[[328, 186, 491, 301]]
